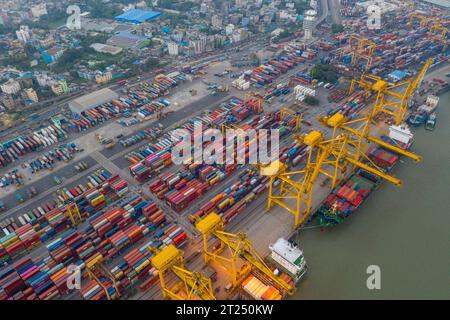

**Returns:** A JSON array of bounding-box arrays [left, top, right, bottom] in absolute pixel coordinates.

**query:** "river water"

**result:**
[[291, 91, 449, 299]]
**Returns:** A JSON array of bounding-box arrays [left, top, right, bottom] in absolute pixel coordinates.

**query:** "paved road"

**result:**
[[327, 0, 342, 25], [316, 0, 329, 27]]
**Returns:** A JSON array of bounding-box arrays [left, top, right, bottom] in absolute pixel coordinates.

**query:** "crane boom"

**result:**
[[214, 230, 294, 294], [195, 212, 296, 295], [151, 244, 215, 300]]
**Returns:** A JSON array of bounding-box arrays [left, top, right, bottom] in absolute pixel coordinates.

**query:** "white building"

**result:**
[[167, 42, 179, 56], [190, 37, 207, 55], [211, 15, 223, 29], [286, 2, 295, 9], [235, 0, 247, 7], [16, 25, 30, 43], [303, 9, 317, 41], [35, 73, 54, 87], [24, 88, 38, 103], [200, 2, 208, 13], [0, 94, 15, 110], [231, 28, 248, 43], [1, 79, 21, 95], [225, 24, 235, 36], [271, 28, 284, 37], [355, 1, 399, 13], [136, 1, 148, 8], [31, 4, 48, 18], [95, 71, 112, 84]]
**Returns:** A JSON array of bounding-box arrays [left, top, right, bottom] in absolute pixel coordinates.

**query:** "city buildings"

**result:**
[[211, 15, 223, 29], [41, 47, 65, 65], [16, 25, 30, 43], [167, 42, 179, 56], [0, 79, 21, 95], [51, 80, 69, 96], [107, 32, 150, 49], [90, 43, 123, 55], [30, 3, 47, 18], [24, 88, 39, 103], [0, 93, 16, 110], [95, 71, 113, 84]]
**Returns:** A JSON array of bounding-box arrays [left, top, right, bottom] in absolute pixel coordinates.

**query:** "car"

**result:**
[[116, 134, 124, 139]]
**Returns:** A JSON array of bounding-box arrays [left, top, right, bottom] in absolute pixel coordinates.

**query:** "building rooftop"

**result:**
[[388, 70, 408, 81], [90, 43, 123, 55], [107, 32, 149, 49], [68, 88, 119, 114], [114, 9, 161, 24], [419, 0, 450, 8]]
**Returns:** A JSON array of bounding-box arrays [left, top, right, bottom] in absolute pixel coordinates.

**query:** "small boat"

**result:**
[[407, 111, 428, 126], [425, 112, 436, 131], [408, 95, 439, 127]]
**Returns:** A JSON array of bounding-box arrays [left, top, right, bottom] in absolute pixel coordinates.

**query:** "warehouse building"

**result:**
[[420, 0, 450, 9], [107, 32, 150, 49], [69, 88, 119, 114], [114, 9, 161, 24], [90, 43, 123, 55]]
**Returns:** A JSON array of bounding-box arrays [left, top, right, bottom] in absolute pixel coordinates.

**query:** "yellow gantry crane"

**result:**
[[194, 212, 295, 295], [280, 107, 302, 131], [259, 130, 403, 229], [408, 12, 428, 28], [320, 112, 422, 164], [244, 93, 264, 114], [260, 60, 429, 229], [427, 18, 448, 51], [150, 244, 215, 300], [408, 13, 448, 51], [221, 122, 242, 137], [400, 0, 414, 10], [56, 190, 83, 226], [349, 58, 433, 125], [338, 34, 377, 71], [86, 255, 121, 300]]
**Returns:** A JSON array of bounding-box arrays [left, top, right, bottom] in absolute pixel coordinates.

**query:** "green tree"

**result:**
[[143, 57, 160, 71], [304, 96, 319, 106], [331, 23, 344, 34], [53, 48, 85, 72], [87, 0, 122, 19], [311, 64, 339, 84]]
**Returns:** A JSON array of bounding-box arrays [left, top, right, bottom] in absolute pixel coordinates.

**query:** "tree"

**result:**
[[304, 96, 319, 106], [79, 34, 109, 50], [53, 49, 85, 72], [311, 64, 339, 84], [143, 57, 160, 71], [87, 0, 121, 19], [331, 23, 344, 34]]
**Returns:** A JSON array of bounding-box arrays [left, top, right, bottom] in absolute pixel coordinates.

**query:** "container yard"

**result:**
[[0, 0, 448, 303]]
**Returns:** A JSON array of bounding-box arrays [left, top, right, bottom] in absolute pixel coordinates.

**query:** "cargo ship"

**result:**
[[240, 238, 307, 300], [407, 95, 439, 127], [317, 124, 414, 227], [267, 238, 307, 284]]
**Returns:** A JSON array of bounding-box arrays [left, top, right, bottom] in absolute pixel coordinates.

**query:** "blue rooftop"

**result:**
[[114, 9, 161, 23], [388, 70, 408, 81]]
